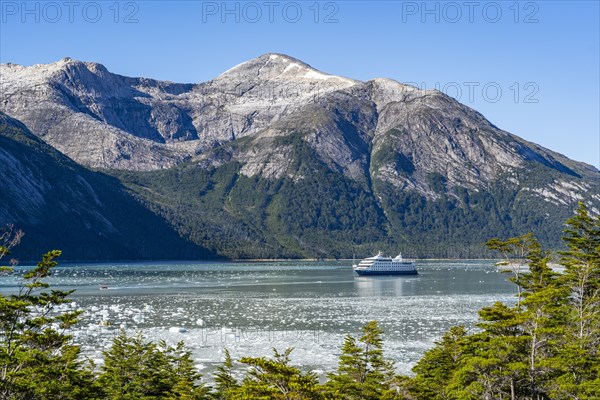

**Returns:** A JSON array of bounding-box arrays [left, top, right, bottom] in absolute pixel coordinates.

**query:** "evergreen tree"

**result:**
[[99, 332, 209, 399], [228, 348, 323, 399], [212, 349, 239, 399], [326, 321, 398, 399], [486, 233, 539, 307], [404, 203, 600, 400], [548, 202, 600, 399], [0, 249, 99, 399], [408, 326, 469, 400]]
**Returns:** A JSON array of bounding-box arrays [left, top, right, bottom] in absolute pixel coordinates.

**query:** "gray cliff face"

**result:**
[[1, 54, 598, 207]]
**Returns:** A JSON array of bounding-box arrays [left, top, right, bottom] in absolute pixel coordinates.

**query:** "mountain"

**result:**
[[0, 54, 357, 170], [1, 54, 599, 259], [0, 112, 215, 262]]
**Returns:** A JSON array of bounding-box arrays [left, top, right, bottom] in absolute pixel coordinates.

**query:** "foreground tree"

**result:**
[[211, 349, 239, 399], [98, 331, 209, 400], [0, 224, 24, 269], [485, 232, 540, 307], [0, 249, 99, 399], [406, 326, 469, 400], [548, 202, 600, 399], [326, 321, 398, 399], [403, 202, 600, 400], [221, 347, 323, 399]]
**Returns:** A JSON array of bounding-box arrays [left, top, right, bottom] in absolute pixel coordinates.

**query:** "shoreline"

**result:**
[[13, 258, 506, 268]]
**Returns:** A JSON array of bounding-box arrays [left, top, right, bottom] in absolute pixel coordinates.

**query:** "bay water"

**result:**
[[1, 260, 516, 378]]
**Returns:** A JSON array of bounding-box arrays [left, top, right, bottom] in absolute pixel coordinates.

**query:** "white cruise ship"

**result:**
[[352, 252, 417, 276]]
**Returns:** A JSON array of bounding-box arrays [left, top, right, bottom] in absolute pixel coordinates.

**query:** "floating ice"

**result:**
[[132, 314, 144, 324], [25, 260, 515, 378]]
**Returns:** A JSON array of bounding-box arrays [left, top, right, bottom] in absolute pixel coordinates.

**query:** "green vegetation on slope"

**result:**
[[114, 136, 390, 259], [3, 109, 598, 261], [112, 133, 591, 259]]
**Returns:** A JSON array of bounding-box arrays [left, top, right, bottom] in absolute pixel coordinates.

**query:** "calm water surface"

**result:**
[[1, 260, 516, 377]]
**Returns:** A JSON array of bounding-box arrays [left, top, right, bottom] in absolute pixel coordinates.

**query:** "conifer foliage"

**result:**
[[0, 249, 98, 399], [404, 201, 600, 399], [326, 321, 397, 399]]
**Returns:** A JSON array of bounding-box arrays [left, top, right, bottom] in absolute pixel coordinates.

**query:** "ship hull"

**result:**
[[354, 269, 418, 276]]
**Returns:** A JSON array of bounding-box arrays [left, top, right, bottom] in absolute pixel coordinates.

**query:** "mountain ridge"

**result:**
[[1, 54, 596, 175], [1, 54, 599, 259]]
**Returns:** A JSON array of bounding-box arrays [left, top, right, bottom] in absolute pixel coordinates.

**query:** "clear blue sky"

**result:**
[[1, 0, 598, 167]]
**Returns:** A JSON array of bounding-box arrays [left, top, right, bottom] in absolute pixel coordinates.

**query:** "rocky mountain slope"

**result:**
[[0, 54, 358, 170], [0, 112, 214, 261], [1, 54, 598, 258]]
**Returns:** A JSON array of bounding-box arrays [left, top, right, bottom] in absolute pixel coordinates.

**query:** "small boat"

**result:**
[[353, 252, 418, 276], [99, 285, 109, 290]]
